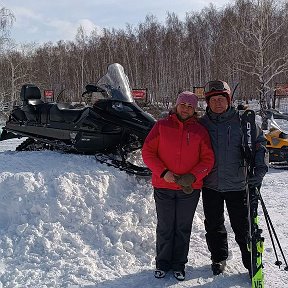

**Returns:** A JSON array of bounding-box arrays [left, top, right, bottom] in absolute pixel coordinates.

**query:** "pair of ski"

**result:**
[[241, 109, 264, 287], [241, 109, 288, 288]]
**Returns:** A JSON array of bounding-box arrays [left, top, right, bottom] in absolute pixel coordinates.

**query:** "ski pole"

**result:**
[[257, 189, 288, 270], [258, 189, 282, 268], [231, 82, 239, 103]]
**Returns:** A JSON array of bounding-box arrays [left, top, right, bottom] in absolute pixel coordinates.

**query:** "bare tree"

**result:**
[[0, 6, 15, 104], [224, 0, 288, 128], [0, 7, 15, 52], [2, 42, 37, 103]]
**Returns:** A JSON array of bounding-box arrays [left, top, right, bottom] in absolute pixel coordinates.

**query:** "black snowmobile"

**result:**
[[0, 63, 156, 176]]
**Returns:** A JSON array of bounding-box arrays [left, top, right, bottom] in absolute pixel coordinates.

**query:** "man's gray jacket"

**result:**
[[199, 107, 268, 192]]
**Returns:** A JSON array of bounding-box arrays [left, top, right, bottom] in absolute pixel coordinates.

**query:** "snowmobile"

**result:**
[[265, 128, 288, 168], [0, 63, 156, 176], [264, 109, 288, 169]]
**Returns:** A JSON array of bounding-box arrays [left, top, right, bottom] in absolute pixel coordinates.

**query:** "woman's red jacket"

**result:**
[[142, 113, 215, 190]]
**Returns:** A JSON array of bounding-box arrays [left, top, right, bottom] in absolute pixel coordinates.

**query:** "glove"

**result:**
[[248, 166, 267, 188], [174, 173, 196, 194], [182, 186, 194, 194], [248, 175, 262, 188], [174, 173, 196, 186]]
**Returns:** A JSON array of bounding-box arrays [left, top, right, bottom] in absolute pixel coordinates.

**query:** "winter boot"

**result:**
[[154, 269, 166, 278], [173, 270, 185, 281], [211, 260, 226, 275]]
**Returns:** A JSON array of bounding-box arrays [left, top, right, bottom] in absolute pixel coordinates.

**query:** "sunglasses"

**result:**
[[204, 80, 230, 94]]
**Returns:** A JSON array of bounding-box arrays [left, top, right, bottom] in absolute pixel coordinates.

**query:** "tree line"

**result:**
[[0, 0, 288, 115]]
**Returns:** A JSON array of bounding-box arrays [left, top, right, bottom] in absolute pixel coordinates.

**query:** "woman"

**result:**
[[142, 91, 214, 281]]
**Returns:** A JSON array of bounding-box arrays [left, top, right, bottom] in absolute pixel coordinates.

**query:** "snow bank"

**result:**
[[0, 149, 157, 287], [0, 139, 287, 287]]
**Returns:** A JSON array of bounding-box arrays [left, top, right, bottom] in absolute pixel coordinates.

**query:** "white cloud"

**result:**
[[45, 19, 77, 41], [9, 6, 42, 24], [45, 18, 100, 42], [1, 0, 232, 44], [78, 19, 97, 36]]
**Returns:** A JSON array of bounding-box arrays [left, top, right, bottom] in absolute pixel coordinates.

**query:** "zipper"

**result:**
[[227, 126, 231, 146], [187, 132, 190, 145]]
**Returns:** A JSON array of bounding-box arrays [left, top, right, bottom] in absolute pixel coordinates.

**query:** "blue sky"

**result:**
[[1, 0, 232, 44]]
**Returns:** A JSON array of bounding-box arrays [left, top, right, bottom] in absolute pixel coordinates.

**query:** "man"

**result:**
[[142, 91, 214, 281], [199, 80, 268, 277]]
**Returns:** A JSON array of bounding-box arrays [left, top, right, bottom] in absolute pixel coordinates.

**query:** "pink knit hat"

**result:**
[[176, 91, 198, 108]]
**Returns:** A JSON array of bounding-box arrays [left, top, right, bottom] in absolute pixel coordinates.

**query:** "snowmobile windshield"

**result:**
[[96, 63, 134, 103], [270, 116, 288, 134], [266, 110, 288, 134]]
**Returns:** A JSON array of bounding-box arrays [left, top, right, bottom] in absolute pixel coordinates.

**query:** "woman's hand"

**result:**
[[164, 171, 176, 183]]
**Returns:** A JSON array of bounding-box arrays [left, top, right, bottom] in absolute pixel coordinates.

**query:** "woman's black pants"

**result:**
[[154, 188, 200, 271]]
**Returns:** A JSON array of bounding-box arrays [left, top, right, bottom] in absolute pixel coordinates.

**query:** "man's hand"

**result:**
[[248, 166, 267, 188], [248, 175, 262, 188]]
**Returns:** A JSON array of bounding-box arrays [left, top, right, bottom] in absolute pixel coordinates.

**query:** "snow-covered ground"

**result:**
[[0, 131, 288, 287]]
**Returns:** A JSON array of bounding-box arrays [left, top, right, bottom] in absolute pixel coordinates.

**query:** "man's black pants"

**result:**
[[202, 187, 250, 270], [154, 188, 200, 271]]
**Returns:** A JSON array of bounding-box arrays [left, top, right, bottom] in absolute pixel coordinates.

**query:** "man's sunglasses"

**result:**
[[204, 80, 230, 94]]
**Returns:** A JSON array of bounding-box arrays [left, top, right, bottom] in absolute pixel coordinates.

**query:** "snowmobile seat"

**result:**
[[20, 84, 44, 122], [10, 107, 27, 122], [27, 99, 44, 105], [37, 103, 53, 124], [22, 104, 37, 121], [49, 104, 86, 123], [20, 84, 44, 105], [56, 103, 74, 109]]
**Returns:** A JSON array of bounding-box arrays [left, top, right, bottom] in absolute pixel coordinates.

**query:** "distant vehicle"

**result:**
[[266, 128, 288, 163], [264, 109, 288, 169]]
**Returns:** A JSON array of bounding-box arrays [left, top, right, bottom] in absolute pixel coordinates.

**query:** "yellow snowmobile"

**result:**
[[265, 127, 288, 168]]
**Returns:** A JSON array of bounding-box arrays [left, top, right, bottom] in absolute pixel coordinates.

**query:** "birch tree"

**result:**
[[225, 0, 288, 128]]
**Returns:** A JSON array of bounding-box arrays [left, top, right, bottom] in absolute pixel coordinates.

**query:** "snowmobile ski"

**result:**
[[95, 153, 151, 176], [269, 161, 288, 170], [15, 137, 68, 152]]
